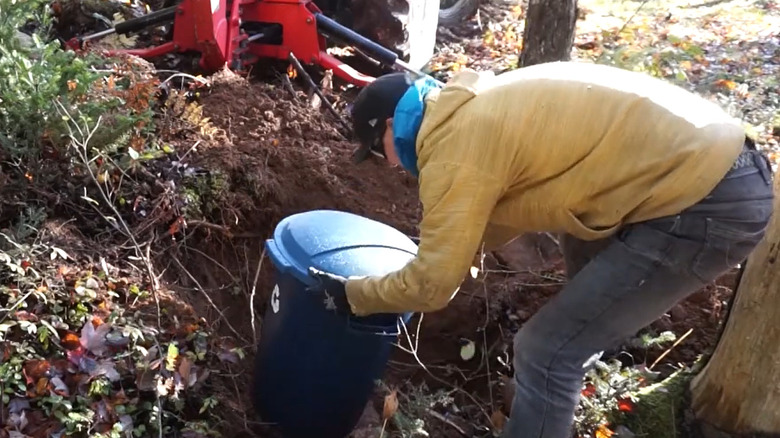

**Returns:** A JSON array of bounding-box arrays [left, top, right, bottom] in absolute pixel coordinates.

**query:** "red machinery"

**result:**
[[67, 0, 426, 87]]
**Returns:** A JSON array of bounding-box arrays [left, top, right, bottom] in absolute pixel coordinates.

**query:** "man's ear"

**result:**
[[386, 118, 393, 130]]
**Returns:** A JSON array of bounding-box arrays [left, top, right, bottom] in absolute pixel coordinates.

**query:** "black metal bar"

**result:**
[[114, 6, 178, 35], [313, 12, 398, 66]]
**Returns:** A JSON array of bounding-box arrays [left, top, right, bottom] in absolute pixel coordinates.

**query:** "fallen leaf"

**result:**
[[91, 360, 121, 382], [14, 311, 39, 322], [489, 410, 506, 431], [714, 78, 737, 90], [118, 415, 134, 434], [382, 389, 398, 420], [61, 330, 81, 350], [168, 216, 185, 235], [179, 356, 193, 385], [165, 343, 179, 371], [217, 348, 239, 364], [156, 375, 173, 397], [617, 397, 635, 412], [460, 339, 476, 361], [136, 369, 157, 391], [595, 423, 614, 438], [33, 377, 50, 396], [50, 376, 69, 396], [581, 382, 596, 397], [7, 410, 29, 434], [80, 320, 111, 356], [8, 397, 30, 414], [23, 360, 50, 385]]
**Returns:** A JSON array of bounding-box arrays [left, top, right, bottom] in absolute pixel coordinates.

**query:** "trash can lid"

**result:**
[[266, 210, 418, 286]]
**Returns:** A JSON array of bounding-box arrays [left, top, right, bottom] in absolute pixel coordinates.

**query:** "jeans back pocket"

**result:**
[[691, 217, 768, 283]]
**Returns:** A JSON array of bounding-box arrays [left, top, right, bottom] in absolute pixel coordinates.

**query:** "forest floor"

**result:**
[[0, 0, 778, 437]]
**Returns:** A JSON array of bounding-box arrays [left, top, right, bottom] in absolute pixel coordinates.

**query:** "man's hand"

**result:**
[[308, 267, 352, 313]]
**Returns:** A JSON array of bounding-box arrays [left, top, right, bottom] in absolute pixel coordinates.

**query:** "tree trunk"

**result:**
[[690, 175, 780, 435], [520, 0, 578, 67]]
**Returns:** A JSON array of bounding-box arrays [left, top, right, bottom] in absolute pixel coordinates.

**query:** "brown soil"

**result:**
[[153, 69, 739, 438]]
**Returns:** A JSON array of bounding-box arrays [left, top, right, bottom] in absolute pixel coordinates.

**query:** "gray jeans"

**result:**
[[503, 143, 775, 438]]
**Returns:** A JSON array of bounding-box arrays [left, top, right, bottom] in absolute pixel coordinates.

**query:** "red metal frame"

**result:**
[[99, 0, 373, 86]]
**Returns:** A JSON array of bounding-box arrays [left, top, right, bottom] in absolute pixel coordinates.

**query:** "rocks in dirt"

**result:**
[[669, 304, 688, 322], [515, 309, 531, 321]]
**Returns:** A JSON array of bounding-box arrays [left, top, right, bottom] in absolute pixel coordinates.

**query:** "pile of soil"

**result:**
[[154, 69, 739, 437], [155, 69, 424, 436]]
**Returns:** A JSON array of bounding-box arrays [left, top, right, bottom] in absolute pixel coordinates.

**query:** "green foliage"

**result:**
[[616, 368, 696, 438], [0, 0, 96, 157], [575, 331, 679, 437], [377, 381, 456, 438], [181, 171, 231, 219], [0, 0, 157, 167]]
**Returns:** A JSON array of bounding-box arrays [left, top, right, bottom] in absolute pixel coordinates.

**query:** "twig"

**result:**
[[479, 249, 495, 412], [159, 72, 210, 88], [287, 52, 351, 133], [397, 317, 493, 424], [483, 297, 495, 411], [187, 219, 234, 237], [178, 140, 201, 162], [650, 328, 694, 370], [55, 101, 163, 328], [427, 409, 468, 436], [617, 0, 652, 36], [149, 337, 165, 438], [186, 246, 240, 284], [146, 242, 161, 328], [249, 246, 266, 346], [279, 71, 298, 101], [0, 290, 34, 324], [228, 364, 252, 432], [171, 256, 249, 344], [0, 382, 5, 427]]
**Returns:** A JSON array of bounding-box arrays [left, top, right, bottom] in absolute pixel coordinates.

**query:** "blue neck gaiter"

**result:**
[[392, 76, 442, 177]]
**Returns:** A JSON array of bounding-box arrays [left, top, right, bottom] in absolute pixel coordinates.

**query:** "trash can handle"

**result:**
[[346, 315, 403, 337], [266, 239, 294, 274]]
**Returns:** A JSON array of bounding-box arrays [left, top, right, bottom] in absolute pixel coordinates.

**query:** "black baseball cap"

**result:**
[[349, 72, 414, 163]]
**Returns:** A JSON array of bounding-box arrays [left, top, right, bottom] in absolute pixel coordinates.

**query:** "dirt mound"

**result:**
[[182, 69, 421, 235]]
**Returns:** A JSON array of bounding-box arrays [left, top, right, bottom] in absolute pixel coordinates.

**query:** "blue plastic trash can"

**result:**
[[252, 210, 417, 438]]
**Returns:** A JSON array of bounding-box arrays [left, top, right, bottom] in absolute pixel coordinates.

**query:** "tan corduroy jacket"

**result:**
[[345, 61, 745, 316]]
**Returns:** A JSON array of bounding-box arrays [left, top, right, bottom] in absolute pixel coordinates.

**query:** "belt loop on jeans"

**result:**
[[754, 151, 774, 185], [743, 136, 774, 185]]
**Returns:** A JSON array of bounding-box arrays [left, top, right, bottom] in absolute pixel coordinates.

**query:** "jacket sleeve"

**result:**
[[344, 162, 504, 315]]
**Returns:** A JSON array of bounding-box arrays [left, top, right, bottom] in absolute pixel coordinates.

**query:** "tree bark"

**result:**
[[690, 175, 780, 435], [520, 0, 578, 67]]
